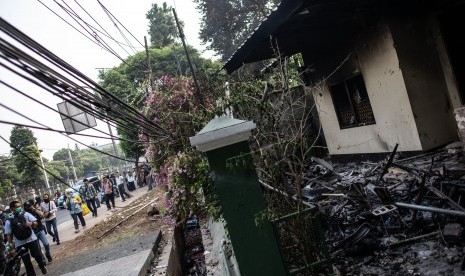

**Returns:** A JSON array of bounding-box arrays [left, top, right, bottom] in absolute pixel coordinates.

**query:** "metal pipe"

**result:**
[[394, 202, 465, 217]]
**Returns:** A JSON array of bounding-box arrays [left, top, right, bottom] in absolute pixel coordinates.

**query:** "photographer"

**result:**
[[24, 199, 52, 263]]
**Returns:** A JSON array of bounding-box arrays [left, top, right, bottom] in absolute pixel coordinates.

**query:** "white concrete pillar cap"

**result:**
[[189, 116, 256, 152]]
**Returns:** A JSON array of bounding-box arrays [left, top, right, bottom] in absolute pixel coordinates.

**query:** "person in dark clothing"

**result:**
[[102, 176, 115, 211], [5, 200, 48, 275], [80, 178, 98, 217], [24, 199, 52, 263]]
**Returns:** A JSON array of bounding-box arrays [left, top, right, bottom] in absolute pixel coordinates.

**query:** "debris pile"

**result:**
[[302, 143, 465, 275]]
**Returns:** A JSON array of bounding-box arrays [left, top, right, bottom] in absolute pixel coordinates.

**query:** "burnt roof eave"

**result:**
[[222, 0, 307, 74]]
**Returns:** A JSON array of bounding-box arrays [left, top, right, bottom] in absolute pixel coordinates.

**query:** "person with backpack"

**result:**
[[80, 178, 98, 217], [4, 200, 48, 275], [24, 199, 52, 263], [64, 190, 86, 233], [40, 193, 60, 245]]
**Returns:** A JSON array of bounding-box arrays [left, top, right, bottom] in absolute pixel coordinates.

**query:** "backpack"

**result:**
[[9, 214, 32, 240]]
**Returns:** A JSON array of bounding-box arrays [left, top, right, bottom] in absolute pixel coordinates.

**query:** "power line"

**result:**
[[0, 18, 169, 138], [36, 0, 129, 65], [0, 101, 137, 163], [1, 134, 81, 193], [52, 0, 131, 64], [73, 0, 139, 54], [96, 0, 145, 48]]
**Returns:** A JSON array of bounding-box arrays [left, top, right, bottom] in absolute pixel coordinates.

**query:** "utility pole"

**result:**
[[172, 8, 204, 106], [38, 149, 50, 189], [144, 36, 152, 93], [68, 144, 77, 182]]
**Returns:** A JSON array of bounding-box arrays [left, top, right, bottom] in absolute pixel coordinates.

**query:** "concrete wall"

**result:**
[[389, 15, 457, 150], [305, 24, 423, 155]]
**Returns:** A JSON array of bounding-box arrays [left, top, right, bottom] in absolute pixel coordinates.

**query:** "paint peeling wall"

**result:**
[[307, 24, 423, 155]]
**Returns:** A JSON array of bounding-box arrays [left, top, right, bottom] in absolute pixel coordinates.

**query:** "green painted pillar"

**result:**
[[190, 116, 286, 276]]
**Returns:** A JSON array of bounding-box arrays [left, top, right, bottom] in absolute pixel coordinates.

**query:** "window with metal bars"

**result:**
[[330, 75, 376, 129]]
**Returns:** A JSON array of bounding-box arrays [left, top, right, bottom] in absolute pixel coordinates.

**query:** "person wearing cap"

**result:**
[[64, 190, 86, 233]]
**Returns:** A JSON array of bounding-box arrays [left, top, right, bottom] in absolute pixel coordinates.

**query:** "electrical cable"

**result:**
[[0, 24, 168, 139], [61, 0, 136, 56], [37, 0, 129, 65], [96, 0, 145, 48], [0, 101, 137, 163], [0, 79, 142, 143], [1, 134, 94, 193], [0, 56, 156, 139], [53, 0, 131, 63], [73, 0, 140, 53], [0, 77, 145, 143], [96, 2, 138, 55]]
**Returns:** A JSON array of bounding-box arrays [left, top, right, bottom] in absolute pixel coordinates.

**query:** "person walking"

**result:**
[[126, 171, 136, 192], [146, 170, 155, 191], [102, 176, 115, 211], [64, 190, 86, 233], [115, 172, 130, 202], [80, 178, 98, 217], [24, 199, 52, 263], [5, 200, 48, 275], [40, 193, 60, 245]]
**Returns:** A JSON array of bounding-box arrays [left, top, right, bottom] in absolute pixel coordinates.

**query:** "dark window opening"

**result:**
[[330, 75, 376, 129]]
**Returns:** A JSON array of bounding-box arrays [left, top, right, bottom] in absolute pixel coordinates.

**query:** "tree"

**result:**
[[146, 2, 180, 48], [46, 161, 70, 184], [0, 156, 19, 197], [98, 45, 216, 108], [9, 125, 37, 156], [9, 126, 42, 187], [194, 0, 279, 60], [14, 145, 42, 186]]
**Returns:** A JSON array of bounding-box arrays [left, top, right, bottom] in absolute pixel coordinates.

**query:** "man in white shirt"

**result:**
[[115, 172, 131, 202], [40, 194, 60, 245]]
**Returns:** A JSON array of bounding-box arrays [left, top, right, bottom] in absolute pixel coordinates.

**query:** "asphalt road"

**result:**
[[56, 208, 71, 226]]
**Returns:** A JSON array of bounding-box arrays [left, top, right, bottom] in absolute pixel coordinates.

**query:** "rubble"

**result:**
[[298, 142, 465, 275]]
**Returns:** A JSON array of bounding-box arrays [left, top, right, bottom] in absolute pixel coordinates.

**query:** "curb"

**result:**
[[138, 229, 163, 276]]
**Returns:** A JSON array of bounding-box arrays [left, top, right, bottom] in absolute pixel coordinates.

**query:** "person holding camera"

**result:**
[[40, 193, 60, 245], [24, 199, 52, 263]]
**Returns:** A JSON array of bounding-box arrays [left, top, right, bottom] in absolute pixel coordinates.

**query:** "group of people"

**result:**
[[0, 193, 60, 275], [0, 169, 152, 275]]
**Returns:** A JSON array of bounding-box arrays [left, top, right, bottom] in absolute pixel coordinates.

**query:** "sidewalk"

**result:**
[[52, 187, 149, 245], [41, 186, 162, 275]]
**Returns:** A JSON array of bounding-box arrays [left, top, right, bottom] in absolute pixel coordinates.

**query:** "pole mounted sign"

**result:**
[[57, 101, 97, 134]]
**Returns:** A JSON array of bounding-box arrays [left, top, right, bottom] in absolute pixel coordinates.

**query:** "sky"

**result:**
[[0, 0, 215, 160]]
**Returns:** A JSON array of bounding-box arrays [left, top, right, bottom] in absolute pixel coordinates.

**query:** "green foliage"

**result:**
[[15, 145, 42, 186], [0, 156, 18, 196], [9, 126, 37, 156], [98, 45, 217, 109], [146, 2, 180, 48], [194, 0, 279, 60], [45, 160, 69, 184], [9, 126, 42, 187]]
